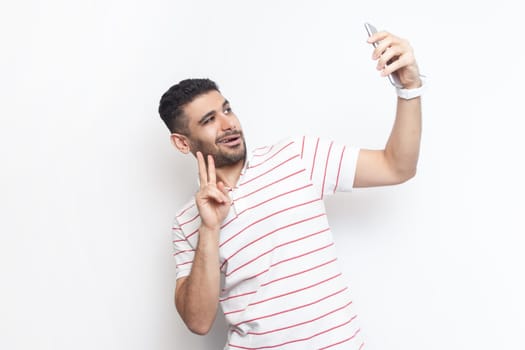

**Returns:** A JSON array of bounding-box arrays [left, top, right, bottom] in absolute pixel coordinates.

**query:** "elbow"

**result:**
[[389, 162, 417, 185], [187, 321, 213, 336], [397, 166, 417, 184], [175, 292, 216, 336], [383, 150, 419, 186], [177, 303, 214, 336]]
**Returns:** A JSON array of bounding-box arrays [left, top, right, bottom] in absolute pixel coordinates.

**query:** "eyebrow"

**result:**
[[197, 100, 230, 125]]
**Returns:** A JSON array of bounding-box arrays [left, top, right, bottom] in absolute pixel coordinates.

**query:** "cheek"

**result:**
[[205, 129, 219, 142], [192, 130, 218, 147], [191, 126, 216, 140]]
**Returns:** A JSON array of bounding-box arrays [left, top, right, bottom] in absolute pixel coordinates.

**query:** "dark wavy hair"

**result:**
[[158, 78, 220, 134]]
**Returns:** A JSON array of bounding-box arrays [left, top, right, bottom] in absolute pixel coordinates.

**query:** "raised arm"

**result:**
[[175, 152, 231, 335], [354, 30, 423, 188]]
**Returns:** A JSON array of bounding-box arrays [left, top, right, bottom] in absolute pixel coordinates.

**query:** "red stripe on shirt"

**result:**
[[252, 145, 274, 157], [240, 154, 299, 187], [270, 242, 334, 269], [220, 196, 319, 248], [247, 273, 342, 308], [175, 260, 193, 268], [177, 213, 200, 228], [318, 328, 362, 349], [260, 258, 337, 287], [233, 169, 306, 202], [334, 146, 346, 194], [173, 249, 195, 257], [184, 228, 199, 240], [226, 273, 342, 316], [230, 322, 359, 349], [310, 137, 320, 180], [221, 242, 334, 293], [221, 266, 270, 293], [232, 286, 348, 327], [221, 183, 313, 232], [225, 228, 330, 277], [220, 290, 258, 302], [223, 258, 337, 301], [176, 203, 196, 219], [247, 301, 354, 336], [248, 141, 294, 169], [320, 141, 334, 199], [221, 213, 326, 269]]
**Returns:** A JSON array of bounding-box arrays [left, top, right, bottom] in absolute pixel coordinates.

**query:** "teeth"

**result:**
[[222, 136, 237, 143]]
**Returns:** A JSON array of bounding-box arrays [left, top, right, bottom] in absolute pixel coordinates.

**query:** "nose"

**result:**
[[219, 112, 236, 131]]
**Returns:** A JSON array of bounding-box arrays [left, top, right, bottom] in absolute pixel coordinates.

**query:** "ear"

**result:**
[[170, 133, 191, 154]]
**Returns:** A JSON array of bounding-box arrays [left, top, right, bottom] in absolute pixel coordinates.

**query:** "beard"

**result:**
[[190, 132, 247, 168]]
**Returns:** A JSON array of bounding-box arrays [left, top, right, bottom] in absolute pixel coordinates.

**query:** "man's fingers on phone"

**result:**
[[367, 30, 386, 41], [381, 53, 413, 77], [377, 46, 402, 70], [373, 37, 397, 60]]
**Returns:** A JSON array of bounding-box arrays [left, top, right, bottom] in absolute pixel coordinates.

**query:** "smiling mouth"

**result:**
[[217, 133, 242, 145]]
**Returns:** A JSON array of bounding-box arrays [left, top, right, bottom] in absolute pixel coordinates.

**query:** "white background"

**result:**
[[1, 1, 524, 349]]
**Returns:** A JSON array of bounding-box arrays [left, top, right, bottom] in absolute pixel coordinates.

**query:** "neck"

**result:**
[[215, 160, 245, 188]]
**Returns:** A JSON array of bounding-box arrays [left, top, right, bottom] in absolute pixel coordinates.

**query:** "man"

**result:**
[[158, 28, 424, 349]]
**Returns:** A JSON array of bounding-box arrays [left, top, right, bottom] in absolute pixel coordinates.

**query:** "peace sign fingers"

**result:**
[[197, 151, 210, 187], [206, 154, 217, 185], [195, 152, 230, 212]]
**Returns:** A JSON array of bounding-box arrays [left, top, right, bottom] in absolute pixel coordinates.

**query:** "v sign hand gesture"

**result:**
[[173, 152, 230, 334], [195, 152, 232, 231]]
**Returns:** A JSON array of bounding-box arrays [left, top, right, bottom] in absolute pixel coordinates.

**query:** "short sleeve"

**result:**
[[297, 135, 360, 196], [172, 218, 196, 280]]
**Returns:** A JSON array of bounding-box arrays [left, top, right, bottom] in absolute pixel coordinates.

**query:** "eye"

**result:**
[[224, 107, 232, 114], [202, 116, 215, 124]]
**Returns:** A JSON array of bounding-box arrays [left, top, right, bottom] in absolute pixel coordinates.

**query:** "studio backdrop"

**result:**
[[1, 1, 523, 349]]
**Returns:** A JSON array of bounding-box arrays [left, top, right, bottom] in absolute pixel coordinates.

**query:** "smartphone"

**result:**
[[364, 22, 403, 88]]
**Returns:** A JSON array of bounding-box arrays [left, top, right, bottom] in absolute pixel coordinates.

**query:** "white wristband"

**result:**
[[396, 76, 427, 100]]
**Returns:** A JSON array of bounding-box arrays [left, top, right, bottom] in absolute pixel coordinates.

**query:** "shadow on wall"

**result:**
[[172, 309, 228, 349], [204, 311, 228, 348]]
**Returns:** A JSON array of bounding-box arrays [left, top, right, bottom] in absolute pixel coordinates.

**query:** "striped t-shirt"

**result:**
[[173, 135, 365, 349]]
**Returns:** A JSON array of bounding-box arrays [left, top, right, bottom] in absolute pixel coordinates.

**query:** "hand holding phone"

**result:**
[[364, 22, 403, 88]]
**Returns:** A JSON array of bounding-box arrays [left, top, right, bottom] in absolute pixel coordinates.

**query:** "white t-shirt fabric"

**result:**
[[172, 135, 365, 349]]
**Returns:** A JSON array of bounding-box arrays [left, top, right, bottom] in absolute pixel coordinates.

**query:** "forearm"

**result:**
[[384, 96, 422, 180], [176, 225, 221, 335]]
